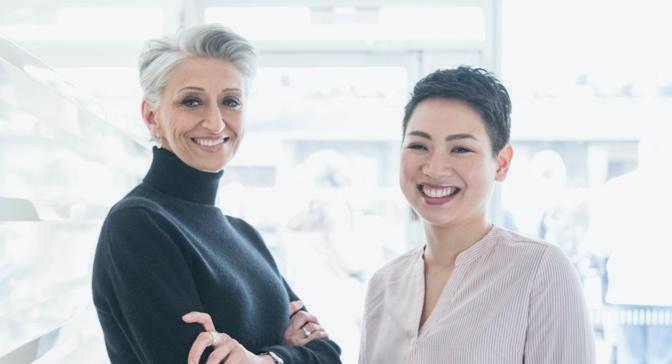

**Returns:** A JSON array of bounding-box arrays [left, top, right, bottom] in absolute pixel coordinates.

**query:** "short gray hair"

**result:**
[[139, 24, 256, 106]]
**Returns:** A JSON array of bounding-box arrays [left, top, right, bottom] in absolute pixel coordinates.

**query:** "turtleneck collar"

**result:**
[[143, 147, 223, 206]]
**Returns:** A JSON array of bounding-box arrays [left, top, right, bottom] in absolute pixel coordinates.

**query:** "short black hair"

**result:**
[[402, 66, 512, 156]]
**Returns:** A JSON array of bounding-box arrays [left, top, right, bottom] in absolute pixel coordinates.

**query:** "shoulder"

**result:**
[[490, 226, 566, 268], [110, 186, 165, 215], [490, 227, 579, 291], [222, 215, 277, 260], [480, 226, 579, 294], [104, 182, 183, 227], [491, 226, 550, 253], [93, 196, 192, 283], [222, 215, 266, 245], [104, 200, 166, 232], [224, 214, 256, 233], [98, 193, 182, 254]]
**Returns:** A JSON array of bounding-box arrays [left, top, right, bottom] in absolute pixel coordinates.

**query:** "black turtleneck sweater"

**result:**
[[92, 147, 341, 364]]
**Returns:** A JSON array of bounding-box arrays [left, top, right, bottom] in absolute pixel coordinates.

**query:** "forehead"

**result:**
[[165, 57, 244, 91], [407, 98, 488, 136]]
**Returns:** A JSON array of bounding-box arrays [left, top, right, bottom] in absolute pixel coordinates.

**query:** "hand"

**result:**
[[182, 311, 271, 364], [282, 301, 328, 346]]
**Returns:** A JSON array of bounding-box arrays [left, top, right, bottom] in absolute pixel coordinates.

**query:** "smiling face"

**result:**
[[400, 98, 512, 231], [142, 57, 245, 172]]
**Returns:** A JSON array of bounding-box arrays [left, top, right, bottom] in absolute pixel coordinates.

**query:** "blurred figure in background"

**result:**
[[585, 128, 672, 364], [531, 150, 583, 270], [285, 149, 381, 363]]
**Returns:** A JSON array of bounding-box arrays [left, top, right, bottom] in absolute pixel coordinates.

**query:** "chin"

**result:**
[[189, 159, 226, 173], [420, 215, 455, 228], [202, 163, 226, 173]]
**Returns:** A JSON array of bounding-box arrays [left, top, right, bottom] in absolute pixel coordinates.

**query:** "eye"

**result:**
[[222, 96, 242, 109], [451, 146, 472, 153], [406, 143, 427, 151], [180, 97, 202, 108]]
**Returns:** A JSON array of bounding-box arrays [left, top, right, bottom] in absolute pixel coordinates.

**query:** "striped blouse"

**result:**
[[359, 226, 595, 364]]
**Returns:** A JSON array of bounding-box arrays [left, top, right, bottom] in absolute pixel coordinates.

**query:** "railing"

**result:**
[[591, 307, 672, 326], [0, 327, 60, 364], [0, 36, 148, 363]]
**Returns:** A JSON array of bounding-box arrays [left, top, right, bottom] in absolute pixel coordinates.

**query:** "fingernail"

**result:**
[[183, 313, 191, 319]]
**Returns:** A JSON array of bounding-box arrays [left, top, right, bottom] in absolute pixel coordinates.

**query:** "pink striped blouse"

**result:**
[[359, 226, 595, 364]]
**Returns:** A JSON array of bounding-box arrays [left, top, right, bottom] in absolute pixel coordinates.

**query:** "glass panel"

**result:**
[[216, 64, 412, 363], [0, 222, 101, 356], [205, 6, 485, 41], [56, 67, 146, 138], [0, 36, 146, 362], [245, 66, 408, 134], [502, 1, 672, 361], [0, 7, 164, 41], [0, 59, 148, 212]]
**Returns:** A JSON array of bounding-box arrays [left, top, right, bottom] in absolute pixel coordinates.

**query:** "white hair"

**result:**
[[138, 24, 256, 106]]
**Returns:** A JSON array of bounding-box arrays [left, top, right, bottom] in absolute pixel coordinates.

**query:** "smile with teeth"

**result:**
[[193, 137, 228, 146], [420, 185, 459, 198]]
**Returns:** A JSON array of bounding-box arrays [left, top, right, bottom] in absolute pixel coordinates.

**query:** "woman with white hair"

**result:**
[[91, 24, 341, 364]]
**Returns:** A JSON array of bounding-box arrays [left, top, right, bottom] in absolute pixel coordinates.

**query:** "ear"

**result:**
[[141, 99, 162, 138], [494, 143, 513, 182]]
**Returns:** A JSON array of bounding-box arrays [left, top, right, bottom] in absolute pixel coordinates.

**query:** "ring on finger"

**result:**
[[209, 331, 219, 346], [302, 327, 312, 338]]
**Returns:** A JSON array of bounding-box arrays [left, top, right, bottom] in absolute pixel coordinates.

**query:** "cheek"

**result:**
[[159, 111, 186, 136], [462, 160, 496, 188], [227, 112, 245, 135], [399, 154, 418, 189]]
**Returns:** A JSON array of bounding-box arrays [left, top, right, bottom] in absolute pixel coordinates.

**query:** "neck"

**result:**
[[423, 218, 492, 268]]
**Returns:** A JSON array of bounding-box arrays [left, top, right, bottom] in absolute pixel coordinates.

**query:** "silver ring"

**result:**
[[302, 327, 311, 338], [209, 331, 219, 346]]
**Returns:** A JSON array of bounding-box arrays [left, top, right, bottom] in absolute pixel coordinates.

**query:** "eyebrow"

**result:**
[[406, 130, 477, 142], [177, 86, 242, 93]]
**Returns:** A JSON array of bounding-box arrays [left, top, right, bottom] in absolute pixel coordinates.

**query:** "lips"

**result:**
[[417, 183, 460, 205], [192, 136, 229, 146]]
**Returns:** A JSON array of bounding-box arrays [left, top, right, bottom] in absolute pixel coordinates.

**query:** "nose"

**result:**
[[421, 151, 453, 178], [201, 104, 226, 133]]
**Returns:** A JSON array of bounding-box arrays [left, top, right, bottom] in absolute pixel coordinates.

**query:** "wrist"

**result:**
[[260, 351, 284, 364], [258, 355, 275, 364]]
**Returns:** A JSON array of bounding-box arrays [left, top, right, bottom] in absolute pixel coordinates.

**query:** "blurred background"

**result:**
[[1, 0, 672, 363]]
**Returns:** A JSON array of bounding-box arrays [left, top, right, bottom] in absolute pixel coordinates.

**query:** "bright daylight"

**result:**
[[1, 1, 671, 363]]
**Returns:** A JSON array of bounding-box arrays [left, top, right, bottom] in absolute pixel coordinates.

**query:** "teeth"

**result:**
[[194, 138, 223, 146], [422, 185, 456, 198]]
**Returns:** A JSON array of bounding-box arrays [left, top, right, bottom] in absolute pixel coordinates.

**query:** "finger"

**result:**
[[188, 331, 215, 364], [303, 322, 323, 334], [312, 324, 329, 339], [299, 311, 319, 325], [303, 325, 328, 341], [289, 300, 304, 318], [289, 311, 309, 332], [206, 339, 237, 364], [182, 312, 216, 332], [307, 328, 329, 341], [293, 326, 328, 347], [289, 311, 317, 332]]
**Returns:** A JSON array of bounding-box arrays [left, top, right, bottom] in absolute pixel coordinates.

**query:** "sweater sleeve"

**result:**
[[231, 218, 342, 363], [523, 245, 596, 363], [92, 207, 208, 364], [257, 277, 341, 364]]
